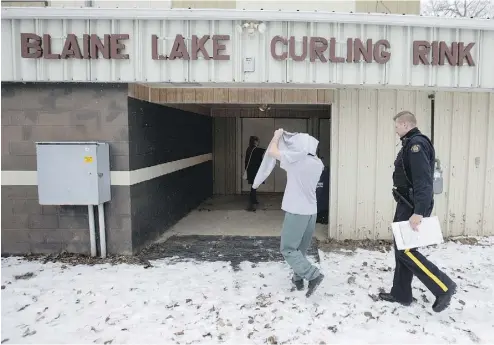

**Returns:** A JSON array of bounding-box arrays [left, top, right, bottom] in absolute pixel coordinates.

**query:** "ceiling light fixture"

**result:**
[[259, 104, 271, 112], [236, 21, 267, 35]]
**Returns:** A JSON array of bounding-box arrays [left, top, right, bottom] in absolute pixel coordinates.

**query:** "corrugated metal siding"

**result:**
[[213, 117, 237, 195], [330, 88, 494, 240], [330, 89, 431, 240], [2, 18, 493, 90], [433, 92, 494, 237]]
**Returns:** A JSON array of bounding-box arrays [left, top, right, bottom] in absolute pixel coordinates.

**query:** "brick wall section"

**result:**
[[1, 83, 133, 255]]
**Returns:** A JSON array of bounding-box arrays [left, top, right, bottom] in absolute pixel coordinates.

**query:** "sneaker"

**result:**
[[306, 273, 324, 297], [432, 282, 457, 313], [378, 292, 413, 306]]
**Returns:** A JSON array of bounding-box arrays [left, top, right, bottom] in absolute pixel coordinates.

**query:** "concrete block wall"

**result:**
[[1, 83, 133, 255], [1, 82, 214, 256]]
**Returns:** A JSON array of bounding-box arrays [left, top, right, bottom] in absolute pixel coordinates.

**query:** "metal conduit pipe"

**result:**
[[88, 205, 97, 257], [98, 203, 107, 258]]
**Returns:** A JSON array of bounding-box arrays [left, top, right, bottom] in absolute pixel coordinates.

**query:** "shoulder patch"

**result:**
[[411, 144, 421, 153]]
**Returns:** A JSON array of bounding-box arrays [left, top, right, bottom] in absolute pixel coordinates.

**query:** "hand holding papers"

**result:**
[[392, 216, 444, 250]]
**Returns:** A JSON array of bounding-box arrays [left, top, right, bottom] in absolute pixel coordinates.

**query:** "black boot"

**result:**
[[378, 292, 414, 306], [292, 277, 304, 291], [306, 274, 324, 297], [247, 202, 256, 212], [432, 282, 457, 313]]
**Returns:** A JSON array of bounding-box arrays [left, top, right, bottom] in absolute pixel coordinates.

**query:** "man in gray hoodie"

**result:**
[[258, 128, 325, 297]]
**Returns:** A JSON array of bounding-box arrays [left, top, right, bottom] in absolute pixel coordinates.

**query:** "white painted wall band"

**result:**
[[1, 153, 212, 187]]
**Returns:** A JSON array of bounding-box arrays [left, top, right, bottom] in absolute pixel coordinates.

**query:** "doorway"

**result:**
[[241, 117, 309, 193], [318, 118, 331, 167]]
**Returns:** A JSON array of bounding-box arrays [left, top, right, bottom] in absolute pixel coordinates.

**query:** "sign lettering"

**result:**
[[20, 33, 129, 59], [412, 40, 475, 66], [270, 36, 391, 63], [19, 32, 476, 66]]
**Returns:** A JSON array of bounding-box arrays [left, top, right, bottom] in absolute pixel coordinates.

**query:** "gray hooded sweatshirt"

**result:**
[[253, 131, 324, 215]]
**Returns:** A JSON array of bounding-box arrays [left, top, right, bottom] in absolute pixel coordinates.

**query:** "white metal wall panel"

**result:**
[[2, 13, 494, 90], [330, 89, 431, 240], [330, 88, 493, 240], [433, 92, 494, 237]]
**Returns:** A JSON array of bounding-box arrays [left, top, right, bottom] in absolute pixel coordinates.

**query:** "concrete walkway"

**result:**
[[156, 194, 328, 243]]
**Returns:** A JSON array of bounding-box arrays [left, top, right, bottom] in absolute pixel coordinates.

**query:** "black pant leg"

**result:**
[[249, 187, 257, 204], [390, 202, 415, 302], [396, 247, 455, 296], [392, 201, 456, 298]]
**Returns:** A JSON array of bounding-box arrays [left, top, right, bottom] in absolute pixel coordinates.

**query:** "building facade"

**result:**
[[1, 5, 493, 256]]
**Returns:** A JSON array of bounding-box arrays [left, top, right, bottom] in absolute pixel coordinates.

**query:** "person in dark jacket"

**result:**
[[379, 110, 457, 313], [245, 136, 266, 211]]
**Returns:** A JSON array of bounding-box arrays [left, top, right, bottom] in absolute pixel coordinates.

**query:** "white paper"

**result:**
[[392, 216, 444, 250]]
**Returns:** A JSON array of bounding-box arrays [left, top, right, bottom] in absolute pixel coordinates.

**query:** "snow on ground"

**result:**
[[2, 237, 494, 345]]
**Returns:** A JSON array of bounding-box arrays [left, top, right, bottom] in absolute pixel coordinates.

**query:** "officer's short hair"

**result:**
[[393, 111, 417, 126]]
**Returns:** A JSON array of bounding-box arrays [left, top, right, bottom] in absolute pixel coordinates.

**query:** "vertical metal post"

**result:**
[[98, 203, 107, 258], [88, 205, 97, 257]]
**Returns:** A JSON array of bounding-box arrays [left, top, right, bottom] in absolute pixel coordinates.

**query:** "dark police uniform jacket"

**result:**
[[393, 127, 435, 216]]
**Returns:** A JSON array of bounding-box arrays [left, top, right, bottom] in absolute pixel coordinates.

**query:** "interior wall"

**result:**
[[130, 84, 333, 198], [212, 107, 330, 195], [213, 117, 237, 195], [241, 117, 310, 193], [128, 98, 213, 250]]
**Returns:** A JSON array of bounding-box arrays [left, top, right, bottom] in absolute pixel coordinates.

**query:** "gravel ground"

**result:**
[[3, 235, 484, 270], [3, 235, 320, 270]]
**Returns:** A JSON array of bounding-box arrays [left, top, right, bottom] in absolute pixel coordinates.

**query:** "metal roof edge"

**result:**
[[2, 7, 493, 30]]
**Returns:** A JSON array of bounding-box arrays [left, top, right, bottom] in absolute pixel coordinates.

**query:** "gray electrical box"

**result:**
[[36, 142, 111, 205]]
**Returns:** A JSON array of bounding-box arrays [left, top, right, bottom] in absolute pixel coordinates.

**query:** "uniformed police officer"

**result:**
[[379, 111, 457, 313]]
